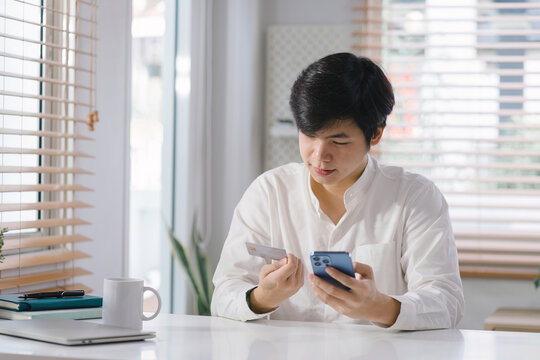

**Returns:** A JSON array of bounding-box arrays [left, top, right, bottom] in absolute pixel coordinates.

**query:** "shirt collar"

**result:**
[[305, 154, 377, 214], [343, 154, 376, 209]]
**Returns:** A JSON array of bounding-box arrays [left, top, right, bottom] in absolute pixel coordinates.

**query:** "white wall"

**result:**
[[76, 0, 131, 296], [209, 0, 540, 330]]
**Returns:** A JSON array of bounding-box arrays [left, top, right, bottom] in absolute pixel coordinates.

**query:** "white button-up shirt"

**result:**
[[211, 156, 464, 330]]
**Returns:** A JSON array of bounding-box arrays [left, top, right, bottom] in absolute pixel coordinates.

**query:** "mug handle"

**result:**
[[142, 286, 162, 321]]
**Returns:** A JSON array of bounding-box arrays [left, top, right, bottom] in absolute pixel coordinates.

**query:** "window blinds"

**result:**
[[0, 0, 97, 293], [354, 0, 540, 278]]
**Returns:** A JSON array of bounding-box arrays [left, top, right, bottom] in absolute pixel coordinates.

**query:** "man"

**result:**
[[211, 53, 464, 330]]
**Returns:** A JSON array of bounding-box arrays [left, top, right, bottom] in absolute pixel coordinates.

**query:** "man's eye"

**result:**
[[333, 141, 349, 145]]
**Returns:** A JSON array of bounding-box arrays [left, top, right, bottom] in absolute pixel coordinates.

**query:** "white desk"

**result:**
[[0, 313, 540, 359]]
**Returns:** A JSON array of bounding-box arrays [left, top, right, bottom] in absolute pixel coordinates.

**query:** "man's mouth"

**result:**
[[313, 167, 335, 176]]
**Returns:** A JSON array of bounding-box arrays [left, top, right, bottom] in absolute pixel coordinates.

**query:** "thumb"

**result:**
[[353, 262, 374, 280], [261, 257, 287, 278]]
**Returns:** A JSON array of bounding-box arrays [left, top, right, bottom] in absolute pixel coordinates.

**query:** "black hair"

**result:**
[[289, 53, 394, 146]]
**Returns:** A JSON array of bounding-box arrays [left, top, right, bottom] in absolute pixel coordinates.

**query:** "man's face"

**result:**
[[299, 120, 383, 192]]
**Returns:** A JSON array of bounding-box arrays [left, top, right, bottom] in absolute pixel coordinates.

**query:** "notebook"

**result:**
[[0, 318, 155, 345], [0, 294, 102, 311], [0, 306, 102, 320]]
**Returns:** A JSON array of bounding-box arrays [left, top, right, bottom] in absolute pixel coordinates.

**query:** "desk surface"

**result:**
[[0, 313, 540, 360]]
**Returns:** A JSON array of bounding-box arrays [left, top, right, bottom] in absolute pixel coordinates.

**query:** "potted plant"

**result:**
[[166, 217, 213, 315], [0, 227, 8, 263]]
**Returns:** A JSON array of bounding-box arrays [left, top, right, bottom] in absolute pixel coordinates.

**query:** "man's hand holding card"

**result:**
[[244, 242, 304, 314]]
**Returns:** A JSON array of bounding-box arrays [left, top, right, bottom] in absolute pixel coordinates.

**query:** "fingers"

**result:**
[[309, 273, 348, 308], [353, 262, 374, 280], [260, 254, 301, 281], [293, 258, 304, 286], [324, 266, 356, 288], [260, 257, 287, 278]]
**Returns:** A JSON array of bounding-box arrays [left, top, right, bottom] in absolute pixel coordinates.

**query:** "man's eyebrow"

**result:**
[[325, 132, 350, 139]]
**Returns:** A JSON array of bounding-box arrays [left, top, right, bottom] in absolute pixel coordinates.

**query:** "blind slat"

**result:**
[[0, 166, 93, 175], [0, 109, 86, 123], [0, 147, 93, 157], [353, 29, 540, 36], [443, 189, 540, 196], [390, 83, 538, 90], [0, 32, 93, 56], [0, 218, 91, 231], [0, 14, 96, 41], [353, 15, 540, 23], [0, 90, 91, 107], [451, 217, 540, 224], [381, 136, 540, 143], [0, 268, 92, 291], [0, 71, 92, 91], [450, 204, 540, 210], [0, 128, 93, 140], [13, 0, 96, 24], [0, 250, 90, 271], [373, 148, 540, 157], [2, 234, 91, 251], [0, 201, 92, 212], [459, 266, 539, 279], [454, 230, 539, 241], [430, 176, 540, 184], [0, 184, 92, 193], [355, 3, 540, 10], [456, 240, 540, 253], [459, 253, 540, 267], [388, 162, 540, 171], [385, 123, 540, 130], [0, 51, 92, 74]]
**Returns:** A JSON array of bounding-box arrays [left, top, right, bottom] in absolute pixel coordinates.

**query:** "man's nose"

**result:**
[[314, 142, 331, 162]]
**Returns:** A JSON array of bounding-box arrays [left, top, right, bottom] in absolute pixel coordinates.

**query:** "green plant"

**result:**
[[535, 268, 540, 290], [0, 227, 8, 263], [166, 217, 213, 315]]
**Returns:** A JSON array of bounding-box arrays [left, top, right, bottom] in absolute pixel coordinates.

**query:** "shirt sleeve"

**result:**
[[210, 177, 279, 321], [385, 179, 465, 330]]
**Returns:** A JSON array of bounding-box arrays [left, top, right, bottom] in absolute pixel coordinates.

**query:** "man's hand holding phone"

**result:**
[[309, 257, 401, 327], [249, 253, 304, 314]]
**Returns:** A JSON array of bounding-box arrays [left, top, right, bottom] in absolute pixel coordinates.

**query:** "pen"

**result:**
[[18, 290, 85, 299]]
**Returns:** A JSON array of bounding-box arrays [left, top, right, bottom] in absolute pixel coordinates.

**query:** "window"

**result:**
[[0, 0, 97, 293], [355, 0, 540, 278], [130, 0, 165, 307]]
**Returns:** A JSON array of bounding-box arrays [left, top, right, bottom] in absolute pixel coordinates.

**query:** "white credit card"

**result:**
[[246, 242, 287, 261]]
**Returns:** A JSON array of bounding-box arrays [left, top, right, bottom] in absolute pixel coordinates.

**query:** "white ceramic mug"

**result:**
[[102, 278, 162, 330]]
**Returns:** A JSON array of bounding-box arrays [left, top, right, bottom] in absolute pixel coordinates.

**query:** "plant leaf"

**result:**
[[534, 277, 540, 290], [166, 226, 203, 302], [191, 216, 212, 308]]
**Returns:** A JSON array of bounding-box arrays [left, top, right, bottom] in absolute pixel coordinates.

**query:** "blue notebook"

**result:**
[[0, 294, 102, 311]]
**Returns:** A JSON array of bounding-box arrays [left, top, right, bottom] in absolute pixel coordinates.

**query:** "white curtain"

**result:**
[[162, 0, 265, 314]]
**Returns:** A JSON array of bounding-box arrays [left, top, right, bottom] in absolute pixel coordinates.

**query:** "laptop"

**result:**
[[0, 318, 156, 345]]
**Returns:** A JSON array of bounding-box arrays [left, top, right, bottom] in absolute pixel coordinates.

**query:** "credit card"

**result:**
[[245, 242, 287, 261]]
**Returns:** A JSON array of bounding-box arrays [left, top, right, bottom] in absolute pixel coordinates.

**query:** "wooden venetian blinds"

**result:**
[[0, 0, 97, 293], [354, 1, 540, 278]]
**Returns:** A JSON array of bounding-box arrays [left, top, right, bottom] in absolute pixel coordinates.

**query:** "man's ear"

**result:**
[[370, 126, 385, 146]]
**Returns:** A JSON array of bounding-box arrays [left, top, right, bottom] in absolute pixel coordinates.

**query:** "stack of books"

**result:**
[[0, 292, 102, 320]]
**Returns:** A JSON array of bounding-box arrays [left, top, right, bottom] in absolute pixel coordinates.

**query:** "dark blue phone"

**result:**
[[310, 251, 355, 290]]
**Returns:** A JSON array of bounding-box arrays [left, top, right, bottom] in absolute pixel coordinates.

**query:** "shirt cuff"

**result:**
[[238, 284, 278, 321], [380, 295, 414, 330]]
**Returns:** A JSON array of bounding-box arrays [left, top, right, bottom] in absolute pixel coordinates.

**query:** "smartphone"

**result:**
[[310, 251, 355, 291]]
